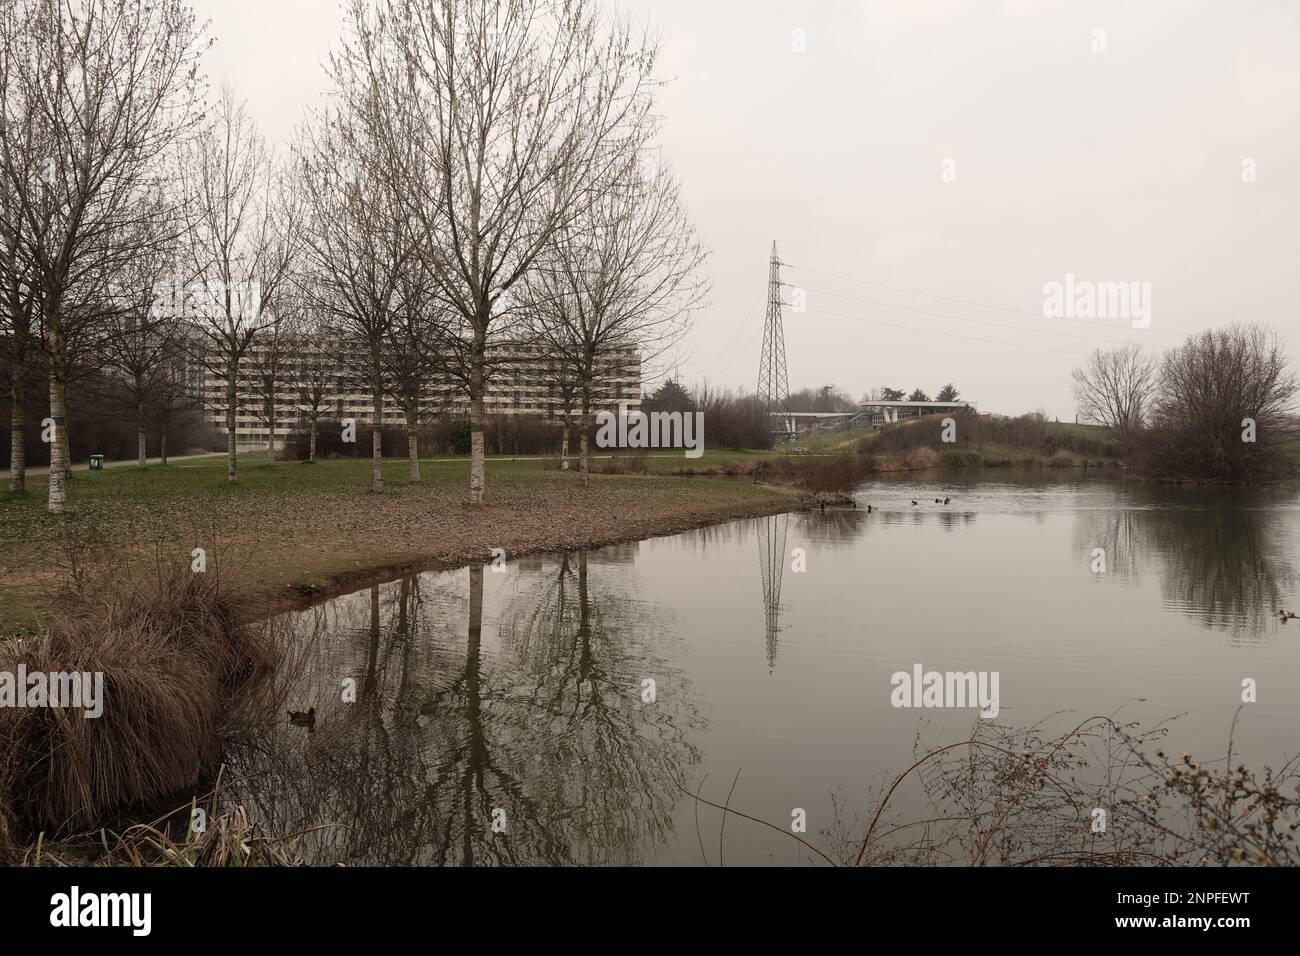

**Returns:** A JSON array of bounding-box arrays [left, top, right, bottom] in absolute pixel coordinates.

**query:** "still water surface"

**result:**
[[233, 471, 1300, 865]]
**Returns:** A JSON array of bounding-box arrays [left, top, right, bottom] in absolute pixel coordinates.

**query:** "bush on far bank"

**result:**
[[864, 411, 1122, 460]]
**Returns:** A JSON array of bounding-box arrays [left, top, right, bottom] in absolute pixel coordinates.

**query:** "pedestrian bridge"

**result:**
[[769, 400, 975, 441]]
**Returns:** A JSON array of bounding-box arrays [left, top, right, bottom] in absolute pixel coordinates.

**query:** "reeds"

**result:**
[[0, 561, 272, 853]]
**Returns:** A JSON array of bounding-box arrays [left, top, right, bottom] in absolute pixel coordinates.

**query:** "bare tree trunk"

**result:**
[[469, 328, 486, 504], [579, 395, 591, 487], [226, 362, 238, 482], [309, 412, 318, 461], [137, 398, 147, 467], [560, 421, 570, 470], [267, 401, 277, 464], [48, 360, 68, 514], [406, 398, 420, 481], [159, 430, 168, 465], [371, 386, 384, 493], [9, 376, 25, 493], [469, 402, 485, 501], [57, 416, 71, 480]]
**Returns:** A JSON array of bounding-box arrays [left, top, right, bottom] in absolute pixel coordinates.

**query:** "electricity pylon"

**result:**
[[757, 241, 789, 414]]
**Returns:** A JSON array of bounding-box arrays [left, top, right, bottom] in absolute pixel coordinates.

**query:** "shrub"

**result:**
[[870, 414, 956, 452], [764, 454, 875, 493], [693, 384, 774, 450], [869, 411, 1127, 463], [595, 452, 649, 475], [898, 447, 940, 470], [939, 450, 983, 467], [1, 369, 213, 467], [1137, 325, 1299, 483], [286, 413, 567, 460], [1047, 449, 1075, 467], [447, 416, 472, 456]]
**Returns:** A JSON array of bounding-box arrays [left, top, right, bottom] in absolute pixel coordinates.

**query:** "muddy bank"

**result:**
[[255, 479, 812, 623]]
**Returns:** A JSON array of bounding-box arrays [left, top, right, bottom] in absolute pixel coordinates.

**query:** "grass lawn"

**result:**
[[790, 426, 879, 453], [0, 452, 800, 631]]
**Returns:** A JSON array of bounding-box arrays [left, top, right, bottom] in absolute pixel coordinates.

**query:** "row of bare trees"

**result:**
[[0, 0, 207, 511], [0, 0, 710, 512], [314, 0, 708, 497], [1071, 327, 1298, 481]]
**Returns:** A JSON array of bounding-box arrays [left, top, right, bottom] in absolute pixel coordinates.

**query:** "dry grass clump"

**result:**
[[594, 452, 650, 475], [0, 562, 272, 850], [19, 795, 321, 867], [97, 805, 309, 867], [897, 447, 941, 471]]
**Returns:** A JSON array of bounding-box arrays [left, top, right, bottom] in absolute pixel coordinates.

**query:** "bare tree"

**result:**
[[385, 262, 449, 481], [338, 0, 660, 504], [526, 152, 708, 482], [0, 177, 37, 492], [147, 354, 199, 465], [1144, 324, 1298, 482], [1070, 343, 1158, 439], [540, 354, 581, 469], [182, 86, 299, 483], [97, 226, 184, 467], [292, 315, 337, 463], [246, 302, 303, 463], [0, 0, 207, 511], [295, 89, 410, 493]]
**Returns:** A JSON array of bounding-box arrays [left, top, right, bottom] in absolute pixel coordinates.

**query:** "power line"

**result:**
[[694, 290, 764, 375], [784, 263, 1197, 339], [791, 303, 1092, 357], [789, 283, 1163, 348]]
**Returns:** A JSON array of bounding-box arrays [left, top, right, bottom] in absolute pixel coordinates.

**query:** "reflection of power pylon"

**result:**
[[756, 513, 789, 672]]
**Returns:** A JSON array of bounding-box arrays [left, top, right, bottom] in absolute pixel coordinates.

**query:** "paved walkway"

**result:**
[[16, 449, 720, 477], [20, 451, 223, 477]]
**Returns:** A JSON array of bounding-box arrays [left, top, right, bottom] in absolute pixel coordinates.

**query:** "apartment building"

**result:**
[[196, 338, 642, 449]]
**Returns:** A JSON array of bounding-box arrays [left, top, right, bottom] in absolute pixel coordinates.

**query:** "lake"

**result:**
[[228, 470, 1300, 865]]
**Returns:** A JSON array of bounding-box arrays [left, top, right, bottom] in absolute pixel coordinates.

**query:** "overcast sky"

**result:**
[[194, 0, 1300, 418]]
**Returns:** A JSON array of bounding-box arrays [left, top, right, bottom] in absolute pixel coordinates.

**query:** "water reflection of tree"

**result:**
[[1071, 488, 1296, 636], [791, 508, 976, 547], [220, 553, 703, 865], [794, 509, 862, 547], [497, 551, 705, 863]]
